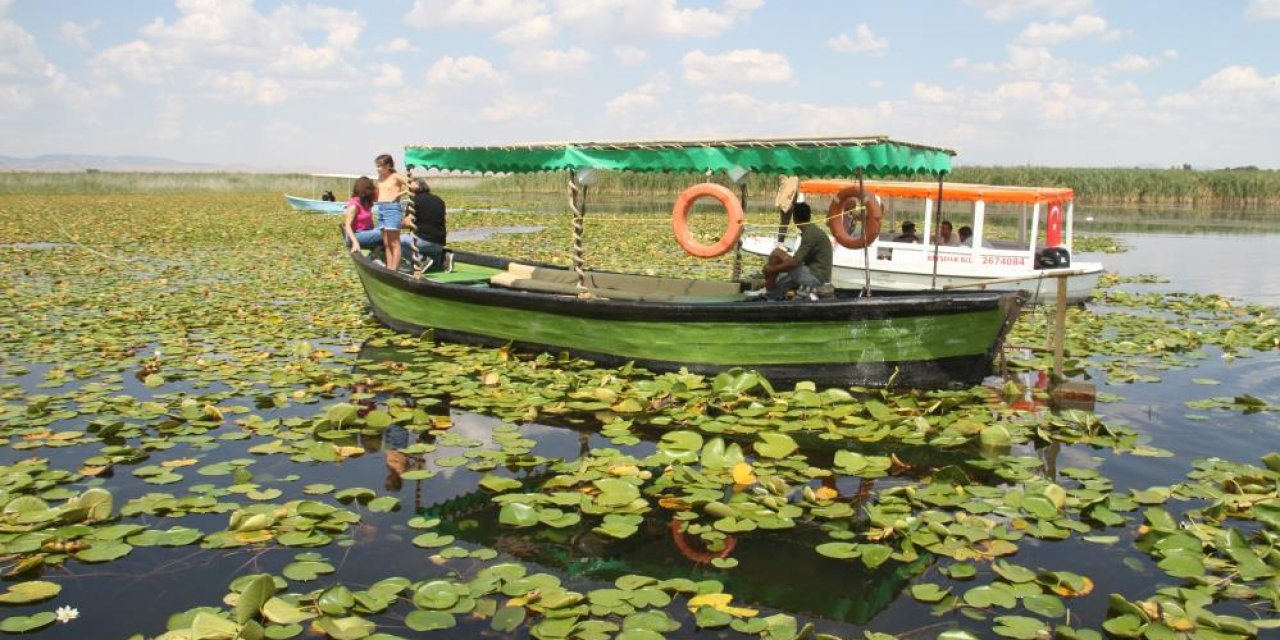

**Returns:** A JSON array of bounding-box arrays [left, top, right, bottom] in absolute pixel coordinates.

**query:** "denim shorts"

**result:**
[[376, 201, 403, 231]]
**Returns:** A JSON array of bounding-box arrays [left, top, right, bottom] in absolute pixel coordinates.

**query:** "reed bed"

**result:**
[[487, 167, 1280, 205], [5, 167, 1277, 204]]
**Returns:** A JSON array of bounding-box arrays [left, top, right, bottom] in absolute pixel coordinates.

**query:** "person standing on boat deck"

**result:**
[[374, 154, 409, 270], [342, 176, 382, 254], [763, 202, 832, 300], [958, 225, 973, 246], [895, 221, 921, 243], [936, 220, 958, 245], [400, 177, 447, 272]]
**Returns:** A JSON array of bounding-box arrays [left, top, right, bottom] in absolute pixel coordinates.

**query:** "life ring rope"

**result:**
[[671, 183, 745, 259], [827, 186, 882, 249]]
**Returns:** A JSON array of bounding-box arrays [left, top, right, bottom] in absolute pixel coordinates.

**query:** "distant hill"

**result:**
[[0, 154, 228, 172]]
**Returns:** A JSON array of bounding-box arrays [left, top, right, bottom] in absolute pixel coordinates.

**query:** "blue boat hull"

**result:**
[[285, 194, 347, 214]]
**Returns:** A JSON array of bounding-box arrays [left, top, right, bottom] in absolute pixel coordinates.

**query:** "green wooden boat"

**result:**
[[353, 136, 1026, 389]]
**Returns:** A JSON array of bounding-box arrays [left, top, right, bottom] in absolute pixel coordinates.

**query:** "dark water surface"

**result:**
[[2, 202, 1279, 639]]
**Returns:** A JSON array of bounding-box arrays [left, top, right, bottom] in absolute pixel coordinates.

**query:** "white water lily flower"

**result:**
[[55, 606, 79, 623]]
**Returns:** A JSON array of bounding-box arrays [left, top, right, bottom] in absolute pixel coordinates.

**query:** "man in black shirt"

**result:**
[[401, 178, 447, 271]]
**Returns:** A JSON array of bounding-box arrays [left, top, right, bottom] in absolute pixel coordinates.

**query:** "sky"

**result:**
[[2, 0, 1278, 171]]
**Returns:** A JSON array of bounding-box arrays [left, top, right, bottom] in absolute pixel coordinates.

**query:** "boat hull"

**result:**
[[829, 263, 1104, 304], [352, 252, 1025, 389], [742, 236, 1102, 304], [285, 194, 346, 214]]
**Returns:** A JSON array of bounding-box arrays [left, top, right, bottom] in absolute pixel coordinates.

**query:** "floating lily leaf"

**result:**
[[753, 432, 798, 459], [0, 611, 56, 633], [0, 581, 61, 604]]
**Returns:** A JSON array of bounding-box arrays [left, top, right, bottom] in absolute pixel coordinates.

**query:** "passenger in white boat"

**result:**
[[935, 219, 958, 245], [762, 202, 833, 300], [958, 225, 973, 247], [894, 221, 921, 243]]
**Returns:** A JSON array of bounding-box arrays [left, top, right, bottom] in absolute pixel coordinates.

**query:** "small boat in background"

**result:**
[[284, 194, 347, 214], [744, 180, 1105, 303], [285, 173, 361, 214]]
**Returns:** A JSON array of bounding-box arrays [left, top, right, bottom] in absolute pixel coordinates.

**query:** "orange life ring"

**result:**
[[669, 519, 736, 564], [827, 186, 882, 249], [1045, 201, 1064, 247], [672, 183, 744, 258]]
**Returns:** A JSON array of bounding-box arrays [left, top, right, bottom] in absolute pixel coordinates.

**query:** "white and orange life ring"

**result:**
[[827, 186, 882, 249], [1045, 201, 1064, 247], [672, 183, 744, 258]]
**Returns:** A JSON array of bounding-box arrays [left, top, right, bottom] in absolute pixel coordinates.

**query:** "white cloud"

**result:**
[[92, 0, 365, 90], [1103, 50, 1177, 74], [551, 0, 761, 40], [606, 71, 671, 117], [426, 55, 504, 85], [1246, 0, 1280, 20], [371, 64, 405, 89], [376, 37, 419, 53], [407, 0, 547, 29], [0, 9, 109, 118], [496, 14, 555, 44], [913, 82, 955, 103], [682, 49, 791, 87], [514, 46, 592, 74], [480, 93, 547, 121], [1198, 65, 1280, 94], [1015, 14, 1120, 46], [58, 20, 99, 50], [206, 71, 286, 105], [613, 45, 648, 67], [828, 24, 888, 55], [966, 0, 1094, 21], [959, 44, 1073, 79]]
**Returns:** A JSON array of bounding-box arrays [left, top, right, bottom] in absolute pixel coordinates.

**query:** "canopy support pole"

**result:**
[[403, 188, 424, 277], [733, 181, 747, 281], [930, 174, 944, 290], [567, 170, 593, 298], [858, 170, 871, 297]]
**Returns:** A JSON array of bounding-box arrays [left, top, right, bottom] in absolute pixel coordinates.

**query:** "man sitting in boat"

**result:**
[[401, 177, 448, 272], [894, 221, 921, 243], [762, 202, 832, 300], [935, 220, 957, 245], [958, 225, 973, 246]]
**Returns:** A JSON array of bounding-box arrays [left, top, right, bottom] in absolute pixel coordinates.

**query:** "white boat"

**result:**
[[742, 179, 1104, 303], [284, 173, 362, 214], [284, 194, 347, 214]]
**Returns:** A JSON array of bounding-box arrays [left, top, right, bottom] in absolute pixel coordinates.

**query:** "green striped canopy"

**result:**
[[404, 136, 953, 177]]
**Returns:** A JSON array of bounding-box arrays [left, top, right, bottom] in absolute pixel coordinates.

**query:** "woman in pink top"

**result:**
[[343, 176, 382, 253]]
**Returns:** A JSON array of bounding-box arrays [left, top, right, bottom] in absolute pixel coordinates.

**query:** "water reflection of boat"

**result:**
[[352, 137, 1027, 389], [743, 180, 1104, 303], [417, 476, 929, 626]]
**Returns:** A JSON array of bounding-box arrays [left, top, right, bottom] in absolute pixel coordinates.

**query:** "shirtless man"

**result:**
[[374, 153, 409, 270]]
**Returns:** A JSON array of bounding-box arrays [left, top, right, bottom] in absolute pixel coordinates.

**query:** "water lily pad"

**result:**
[[0, 581, 61, 604], [753, 433, 797, 459], [406, 610, 456, 632], [0, 611, 56, 633]]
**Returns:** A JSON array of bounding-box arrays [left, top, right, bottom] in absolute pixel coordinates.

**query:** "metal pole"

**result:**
[[733, 181, 747, 281], [930, 174, 944, 290], [859, 170, 871, 296]]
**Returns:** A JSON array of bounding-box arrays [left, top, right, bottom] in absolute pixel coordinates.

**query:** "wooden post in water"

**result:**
[[1052, 273, 1068, 380]]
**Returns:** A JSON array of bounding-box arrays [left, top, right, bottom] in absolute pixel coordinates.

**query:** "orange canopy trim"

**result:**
[[800, 179, 1073, 205]]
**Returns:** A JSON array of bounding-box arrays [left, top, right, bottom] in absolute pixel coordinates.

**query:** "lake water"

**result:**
[[2, 198, 1278, 639]]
